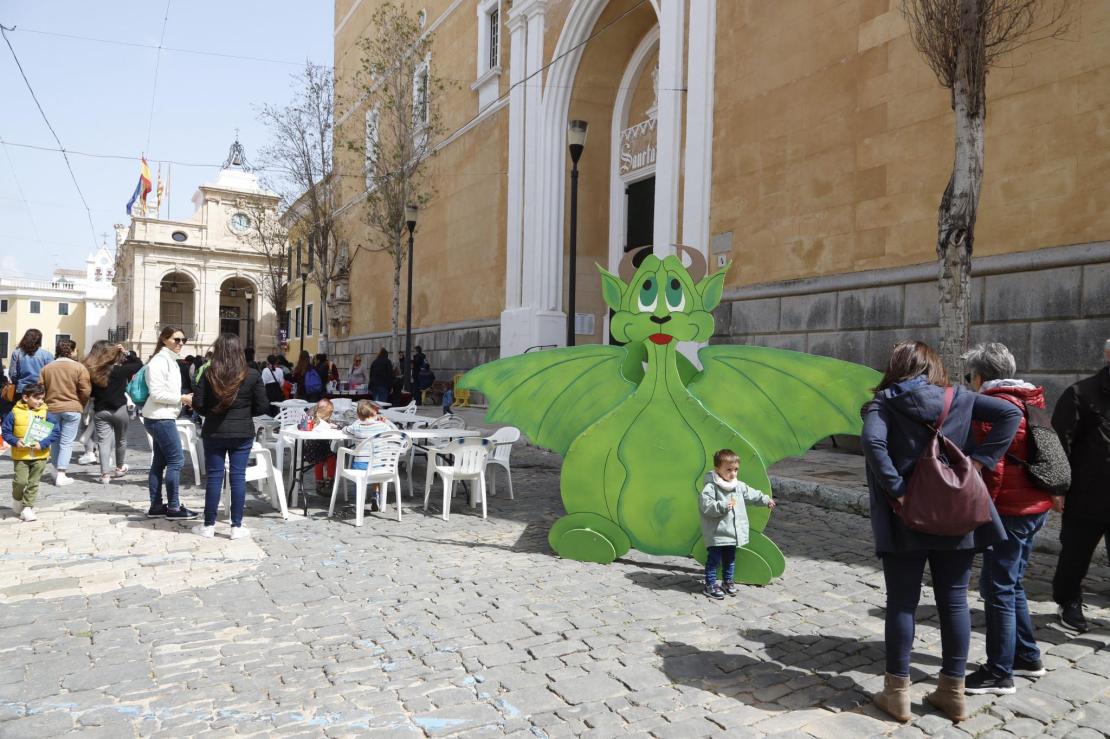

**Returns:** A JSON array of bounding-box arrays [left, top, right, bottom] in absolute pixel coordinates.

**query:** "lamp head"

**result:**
[[405, 203, 418, 234], [568, 119, 588, 164]]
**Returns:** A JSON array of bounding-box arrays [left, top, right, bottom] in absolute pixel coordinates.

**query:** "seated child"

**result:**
[[2, 383, 62, 522], [698, 448, 775, 600], [342, 400, 397, 470], [301, 399, 338, 494], [342, 400, 398, 511]]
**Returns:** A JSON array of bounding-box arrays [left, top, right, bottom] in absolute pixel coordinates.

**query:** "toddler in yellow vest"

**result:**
[[2, 383, 62, 522]]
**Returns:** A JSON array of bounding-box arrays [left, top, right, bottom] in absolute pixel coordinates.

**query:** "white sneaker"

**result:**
[[229, 526, 250, 541], [11, 498, 23, 515], [198, 524, 216, 538], [113, 465, 129, 477], [20, 507, 37, 522], [54, 472, 75, 487], [77, 452, 98, 465]]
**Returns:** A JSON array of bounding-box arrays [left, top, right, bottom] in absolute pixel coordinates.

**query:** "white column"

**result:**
[[504, 11, 527, 311], [653, 0, 685, 255], [682, 0, 716, 257], [521, 5, 546, 305]]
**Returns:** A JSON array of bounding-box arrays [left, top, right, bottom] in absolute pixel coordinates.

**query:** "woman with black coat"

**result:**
[[862, 340, 1021, 724], [193, 333, 269, 540], [83, 341, 143, 484]]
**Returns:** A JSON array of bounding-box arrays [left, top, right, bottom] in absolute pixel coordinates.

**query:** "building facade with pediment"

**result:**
[[331, 0, 1110, 397], [112, 142, 281, 359]]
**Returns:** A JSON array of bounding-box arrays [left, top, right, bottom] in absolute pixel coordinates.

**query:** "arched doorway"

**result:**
[[158, 272, 197, 338], [217, 277, 256, 347]]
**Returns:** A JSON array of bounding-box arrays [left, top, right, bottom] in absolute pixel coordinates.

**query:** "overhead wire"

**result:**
[[145, 0, 173, 154], [0, 23, 98, 249], [0, 136, 46, 252]]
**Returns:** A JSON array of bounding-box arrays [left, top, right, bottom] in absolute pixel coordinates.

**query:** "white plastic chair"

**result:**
[[485, 426, 520, 499], [262, 407, 307, 477], [142, 418, 205, 487], [218, 443, 289, 520], [329, 431, 409, 526], [330, 398, 355, 415], [423, 437, 492, 521], [405, 413, 467, 496]]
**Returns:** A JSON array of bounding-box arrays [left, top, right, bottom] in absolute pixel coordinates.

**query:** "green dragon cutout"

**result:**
[[461, 246, 880, 583]]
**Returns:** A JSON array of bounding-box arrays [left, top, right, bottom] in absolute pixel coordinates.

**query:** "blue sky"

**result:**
[[0, 1, 332, 278]]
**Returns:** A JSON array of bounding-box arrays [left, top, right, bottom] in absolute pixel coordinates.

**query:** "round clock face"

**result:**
[[229, 212, 250, 234]]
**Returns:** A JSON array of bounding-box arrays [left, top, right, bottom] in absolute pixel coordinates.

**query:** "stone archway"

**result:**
[[216, 276, 257, 348], [158, 272, 197, 339]]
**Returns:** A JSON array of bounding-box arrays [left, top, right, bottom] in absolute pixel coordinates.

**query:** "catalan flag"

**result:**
[[125, 156, 153, 215]]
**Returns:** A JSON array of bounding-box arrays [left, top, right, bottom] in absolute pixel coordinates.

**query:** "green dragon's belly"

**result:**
[[560, 388, 772, 556]]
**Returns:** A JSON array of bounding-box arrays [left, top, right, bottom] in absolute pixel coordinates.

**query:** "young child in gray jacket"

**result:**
[[699, 449, 776, 600]]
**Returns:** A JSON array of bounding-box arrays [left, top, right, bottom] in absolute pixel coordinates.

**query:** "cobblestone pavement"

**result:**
[[0, 420, 1108, 738]]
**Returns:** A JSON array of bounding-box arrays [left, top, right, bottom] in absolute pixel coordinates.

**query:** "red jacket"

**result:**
[[973, 383, 1053, 516]]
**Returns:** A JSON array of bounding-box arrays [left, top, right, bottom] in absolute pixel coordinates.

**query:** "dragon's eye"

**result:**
[[637, 277, 659, 312], [665, 274, 686, 311]]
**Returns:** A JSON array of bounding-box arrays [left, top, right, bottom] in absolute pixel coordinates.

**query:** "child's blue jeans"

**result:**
[[705, 546, 736, 587]]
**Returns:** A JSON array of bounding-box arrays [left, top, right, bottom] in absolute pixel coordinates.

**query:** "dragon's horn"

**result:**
[[674, 243, 707, 281], [618, 246, 653, 282]]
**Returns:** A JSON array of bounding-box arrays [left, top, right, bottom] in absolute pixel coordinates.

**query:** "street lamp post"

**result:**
[[404, 204, 418, 394], [566, 120, 588, 347], [300, 268, 308, 359], [244, 289, 254, 351]]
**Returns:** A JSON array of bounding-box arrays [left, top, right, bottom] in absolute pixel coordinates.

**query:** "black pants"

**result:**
[[1052, 510, 1110, 605]]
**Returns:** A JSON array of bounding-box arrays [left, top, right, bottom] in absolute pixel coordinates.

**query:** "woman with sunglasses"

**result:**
[[142, 326, 197, 519]]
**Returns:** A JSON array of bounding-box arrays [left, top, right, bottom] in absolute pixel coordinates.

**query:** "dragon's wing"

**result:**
[[687, 345, 880, 466], [459, 345, 636, 456]]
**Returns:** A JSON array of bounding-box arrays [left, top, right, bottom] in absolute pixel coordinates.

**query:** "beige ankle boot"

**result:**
[[926, 673, 968, 722], [873, 672, 912, 722]]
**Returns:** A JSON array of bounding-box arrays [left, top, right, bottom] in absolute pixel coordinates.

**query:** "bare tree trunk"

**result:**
[[936, 0, 985, 377]]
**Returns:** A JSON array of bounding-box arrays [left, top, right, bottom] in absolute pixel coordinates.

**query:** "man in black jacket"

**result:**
[[1051, 339, 1110, 633]]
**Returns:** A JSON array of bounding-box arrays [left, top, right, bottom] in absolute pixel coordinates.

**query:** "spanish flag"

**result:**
[[125, 157, 153, 216]]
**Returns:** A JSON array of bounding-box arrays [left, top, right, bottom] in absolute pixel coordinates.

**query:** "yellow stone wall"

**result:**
[[712, 0, 1110, 289], [334, 0, 508, 339]]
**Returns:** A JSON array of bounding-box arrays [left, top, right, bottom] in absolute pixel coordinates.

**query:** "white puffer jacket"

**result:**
[[141, 347, 184, 420]]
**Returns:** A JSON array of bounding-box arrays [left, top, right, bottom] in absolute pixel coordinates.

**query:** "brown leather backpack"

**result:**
[[888, 386, 994, 536]]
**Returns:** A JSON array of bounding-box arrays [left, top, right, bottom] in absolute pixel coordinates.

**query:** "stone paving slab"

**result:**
[[0, 422, 1107, 737]]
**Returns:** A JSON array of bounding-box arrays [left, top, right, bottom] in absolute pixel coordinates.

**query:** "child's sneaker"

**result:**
[[54, 472, 75, 487], [198, 524, 216, 538], [722, 581, 739, 596], [703, 584, 725, 600], [20, 507, 37, 522], [229, 526, 250, 541]]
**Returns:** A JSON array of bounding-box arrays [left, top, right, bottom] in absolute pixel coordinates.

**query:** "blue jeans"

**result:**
[[203, 437, 253, 527], [50, 411, 82, 471], [371, 386, 389, 403], [981, 512, 1046, 676], [705, 546, 736, 587], [881, 549, 975, 678], [146, 419, 183, 510]]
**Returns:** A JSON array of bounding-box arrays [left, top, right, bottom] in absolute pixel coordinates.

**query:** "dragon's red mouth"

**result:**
[[648, 333, 673, 345]]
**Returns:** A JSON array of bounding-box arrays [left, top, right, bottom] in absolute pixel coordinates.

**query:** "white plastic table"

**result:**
[[284, 427, 352, 517], [383, 410, 439, 428]]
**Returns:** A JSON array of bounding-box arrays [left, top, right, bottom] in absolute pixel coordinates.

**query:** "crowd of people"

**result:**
[[2, 325, 1107, 721], [0, 327, 454, 536]]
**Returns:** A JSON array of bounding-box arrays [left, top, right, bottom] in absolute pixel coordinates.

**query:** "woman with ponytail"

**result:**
[[192, 333, 268, 539]]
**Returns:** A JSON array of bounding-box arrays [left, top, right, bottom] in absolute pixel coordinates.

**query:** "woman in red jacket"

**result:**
[[964, 342, 1059, 696]]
